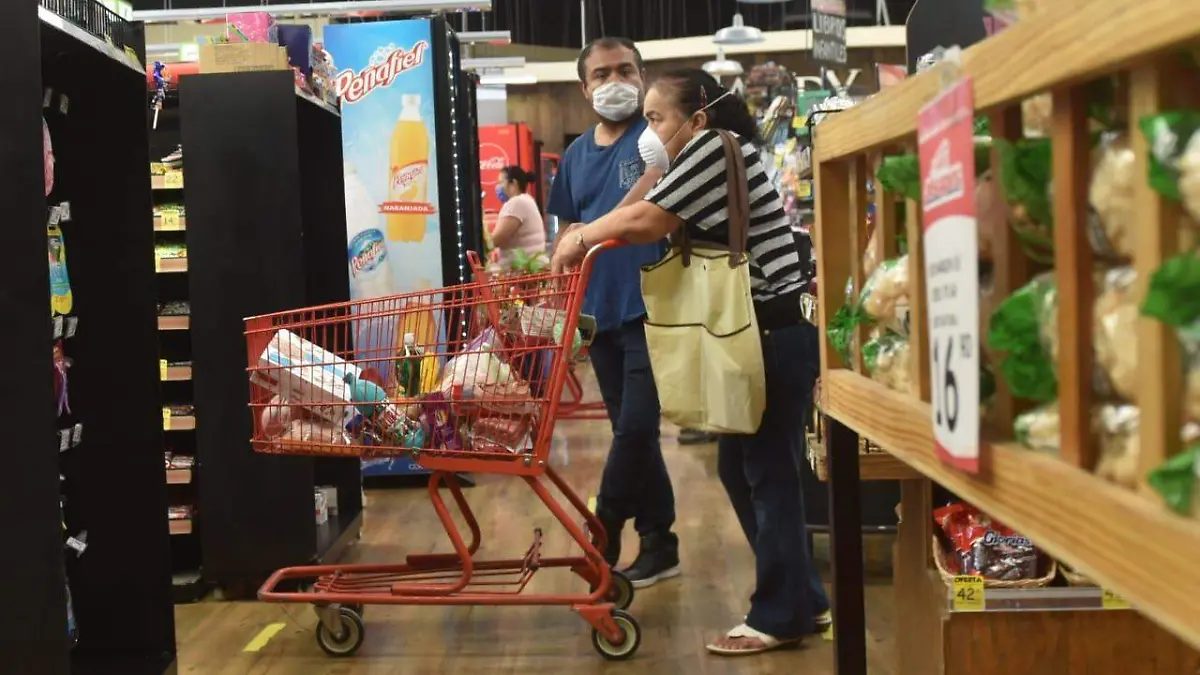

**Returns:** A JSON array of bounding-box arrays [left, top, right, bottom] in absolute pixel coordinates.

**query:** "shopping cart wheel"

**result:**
[[608, 570, 635, 610], [315, 606, 365, 658], [346, 604, 365, 618], [591, 610, 641, 661]]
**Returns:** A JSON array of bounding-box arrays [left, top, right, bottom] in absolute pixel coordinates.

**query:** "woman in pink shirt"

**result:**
[[491, 166, 547, 264]]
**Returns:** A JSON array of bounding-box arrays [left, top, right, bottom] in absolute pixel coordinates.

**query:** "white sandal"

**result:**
[[705, 623, 801, 656]]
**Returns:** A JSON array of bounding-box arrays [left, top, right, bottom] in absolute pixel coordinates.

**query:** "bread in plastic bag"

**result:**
[[1148, 445, 1200, 518], [860, 256, 910, 336], [862, 329, 914, 395], [1088, 133, 1137, 258], [1140, 110, 1200, 225], [1036, 268, 1138, 401], [1179, 129, 1200, 224], [1140, 253, 1200, 421], [1016, 401, 1200, 490]]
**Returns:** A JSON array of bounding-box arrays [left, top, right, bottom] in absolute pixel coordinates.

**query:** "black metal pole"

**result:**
[[827, 416, 867, 675]]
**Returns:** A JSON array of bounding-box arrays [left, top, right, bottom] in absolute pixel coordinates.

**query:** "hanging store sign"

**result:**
[[811, 0, 848, 67]]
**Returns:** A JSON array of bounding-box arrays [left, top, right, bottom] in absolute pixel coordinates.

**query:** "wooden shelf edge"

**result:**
[[153, 216, 187, 232], [164, 415, 196, 432], [157, 258, 188, 273], [815, 0, 1200, 163], [168, 518, 193, 535], [162, 366, 192, 382], [157, 315, 190, 331], [824, 369, 1200, 651], [166, 468, 193, 485]]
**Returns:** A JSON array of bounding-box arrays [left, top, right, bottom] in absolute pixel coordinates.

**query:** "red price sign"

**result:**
[[918, 76, 980, 473]]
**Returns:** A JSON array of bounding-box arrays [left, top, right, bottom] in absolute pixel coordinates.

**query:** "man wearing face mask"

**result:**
[[546, 37, 680, 589]]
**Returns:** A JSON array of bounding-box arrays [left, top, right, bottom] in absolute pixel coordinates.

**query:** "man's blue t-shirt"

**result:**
[[547, 117, 666, 333]]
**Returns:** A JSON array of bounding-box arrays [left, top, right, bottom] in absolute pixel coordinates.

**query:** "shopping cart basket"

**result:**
[[466, 250, 608, 420], [244, 241, 639, 660]]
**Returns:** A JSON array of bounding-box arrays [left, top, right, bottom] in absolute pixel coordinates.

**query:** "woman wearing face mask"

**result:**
[[490, 165, 547, 265], [550, 68, 830, 657]]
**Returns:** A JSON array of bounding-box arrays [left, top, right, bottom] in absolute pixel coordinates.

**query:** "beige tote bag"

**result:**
[[641, 130, 766, 435]]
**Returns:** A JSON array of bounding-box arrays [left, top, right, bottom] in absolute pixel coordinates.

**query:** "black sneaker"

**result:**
[[622, 532, 681, 589], [678, 427, 718, 445], [592, 507, 624, 568]]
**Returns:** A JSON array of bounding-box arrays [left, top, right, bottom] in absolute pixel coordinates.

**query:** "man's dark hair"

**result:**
[[576, 37, 645, 82]]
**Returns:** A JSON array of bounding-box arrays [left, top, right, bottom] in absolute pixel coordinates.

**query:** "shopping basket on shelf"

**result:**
[[467, 250, 608, 420], [244, 241, 639, 661]]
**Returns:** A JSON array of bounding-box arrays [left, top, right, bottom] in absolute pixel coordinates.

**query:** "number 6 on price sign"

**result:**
[[918, 73, 981, 473]]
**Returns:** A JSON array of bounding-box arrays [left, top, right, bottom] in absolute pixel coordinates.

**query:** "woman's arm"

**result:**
[[583, 200, 680, 245], [550, 201, 680, 272], [489, 216, 522, 249]]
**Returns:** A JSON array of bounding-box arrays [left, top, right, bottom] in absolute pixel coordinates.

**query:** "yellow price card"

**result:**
[[164, 172, 184, 189], [160, 210, 181, 230], [797, 181, 813, 200], [160, 359, 168, 380], [162, 407, 172, 431], [952, 575, 985, 612], [154, 253, 162, 272], [1102, 589, 1131, 610]]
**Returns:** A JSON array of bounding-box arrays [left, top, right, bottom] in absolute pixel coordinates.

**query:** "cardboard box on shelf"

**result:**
[[199, 43, 289, 74]]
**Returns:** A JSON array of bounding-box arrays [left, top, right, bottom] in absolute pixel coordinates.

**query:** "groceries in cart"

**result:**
[[250, 323, 551, 456]]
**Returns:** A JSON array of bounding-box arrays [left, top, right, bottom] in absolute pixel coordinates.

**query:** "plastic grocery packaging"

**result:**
[[862, 330, 914, 395]]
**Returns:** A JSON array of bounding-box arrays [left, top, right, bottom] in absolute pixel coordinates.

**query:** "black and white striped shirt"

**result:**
[[645, 130, 807, 309]]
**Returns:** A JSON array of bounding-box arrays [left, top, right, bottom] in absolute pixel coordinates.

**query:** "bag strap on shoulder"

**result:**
[[715, 130, 750, 266]]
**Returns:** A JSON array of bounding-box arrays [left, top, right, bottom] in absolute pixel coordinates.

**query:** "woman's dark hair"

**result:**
[[500, 165, 533, 192], [653, 68, 760, 144]]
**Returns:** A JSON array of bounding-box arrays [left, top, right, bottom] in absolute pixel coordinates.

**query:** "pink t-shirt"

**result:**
[[496, 193, 547, 262]]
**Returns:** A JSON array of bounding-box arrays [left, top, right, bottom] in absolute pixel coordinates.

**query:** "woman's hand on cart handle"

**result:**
[[551, 230, 623, 274]]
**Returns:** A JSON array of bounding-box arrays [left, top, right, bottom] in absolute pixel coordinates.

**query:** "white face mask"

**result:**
[[637, 89, 736, 170], [591, 81, 641, 122]]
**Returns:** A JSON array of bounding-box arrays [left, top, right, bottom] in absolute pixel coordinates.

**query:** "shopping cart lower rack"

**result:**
[[243, 241, 640, 660]]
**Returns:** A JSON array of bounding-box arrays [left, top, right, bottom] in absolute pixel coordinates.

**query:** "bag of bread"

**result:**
[[860, 256, 910, 336], [862, 329, 914, 395], [1140, 252, 1200, 421], [1088, 133, 1137, 258], [1148, 444, 1200, 518], [996, 138, 1055, 263], [987, 274, 1058, 402], [1140, 110, 1200, 224]]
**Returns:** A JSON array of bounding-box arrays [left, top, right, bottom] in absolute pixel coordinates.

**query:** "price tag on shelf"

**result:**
[[58, 428, 71, 452], [58, 202, 71, 223], [161, 210, 181, 230], [71, 422, 83, 447], [952, 575, 985, 612], [66, 316, 78, 338], [163, 406, 172, 431], [53, 315, 64, 339], [797, 180, 813, 200], [160, 359, 169, 380], [154, 253, 162, 273], [58, 94, 69, 116], [1102, 589, 1131, 610], [66, 532, 88, 557], [164, 172, 184, 189], [918, 75, 981, 474]]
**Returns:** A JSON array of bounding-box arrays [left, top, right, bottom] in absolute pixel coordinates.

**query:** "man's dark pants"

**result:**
[[587, 317, 675, 535]]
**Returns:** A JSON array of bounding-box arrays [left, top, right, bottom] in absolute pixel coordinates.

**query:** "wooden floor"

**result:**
[[174, 412, 898, 674]]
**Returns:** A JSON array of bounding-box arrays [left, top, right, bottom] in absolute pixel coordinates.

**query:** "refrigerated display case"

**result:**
[[478, 122, 537, 256]]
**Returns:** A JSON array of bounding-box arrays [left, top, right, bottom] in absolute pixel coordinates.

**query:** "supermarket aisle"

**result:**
[[174, 393, 896, 674]]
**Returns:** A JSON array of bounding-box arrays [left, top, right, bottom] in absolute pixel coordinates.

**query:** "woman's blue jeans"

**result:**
[[717, 322, 831, 639]]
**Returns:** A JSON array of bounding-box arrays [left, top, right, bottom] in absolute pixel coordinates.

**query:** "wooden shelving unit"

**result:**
[[811, 1, 1200, 673]]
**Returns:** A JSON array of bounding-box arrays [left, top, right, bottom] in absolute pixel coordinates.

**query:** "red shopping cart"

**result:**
[[466, 250, 608, 420], [244, 241, 638, 660]]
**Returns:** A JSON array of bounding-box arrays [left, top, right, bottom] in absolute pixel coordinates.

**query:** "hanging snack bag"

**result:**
[[48, 224, 73, 316]]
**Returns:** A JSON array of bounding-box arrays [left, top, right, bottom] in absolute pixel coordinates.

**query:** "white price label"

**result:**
[[66, 316, 78, 338], [919, 77, 981, 473], [53, 315, 64, 339], [58, 202, 71, 222]]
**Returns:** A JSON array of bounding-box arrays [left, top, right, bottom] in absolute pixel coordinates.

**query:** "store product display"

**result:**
[[934, 502, 1042, 582], [161, 145, 184, 169]]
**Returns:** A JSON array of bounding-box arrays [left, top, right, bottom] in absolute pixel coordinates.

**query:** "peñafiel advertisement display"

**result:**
[[325, 19, 442, 298], [325, 19, 451, 477]]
